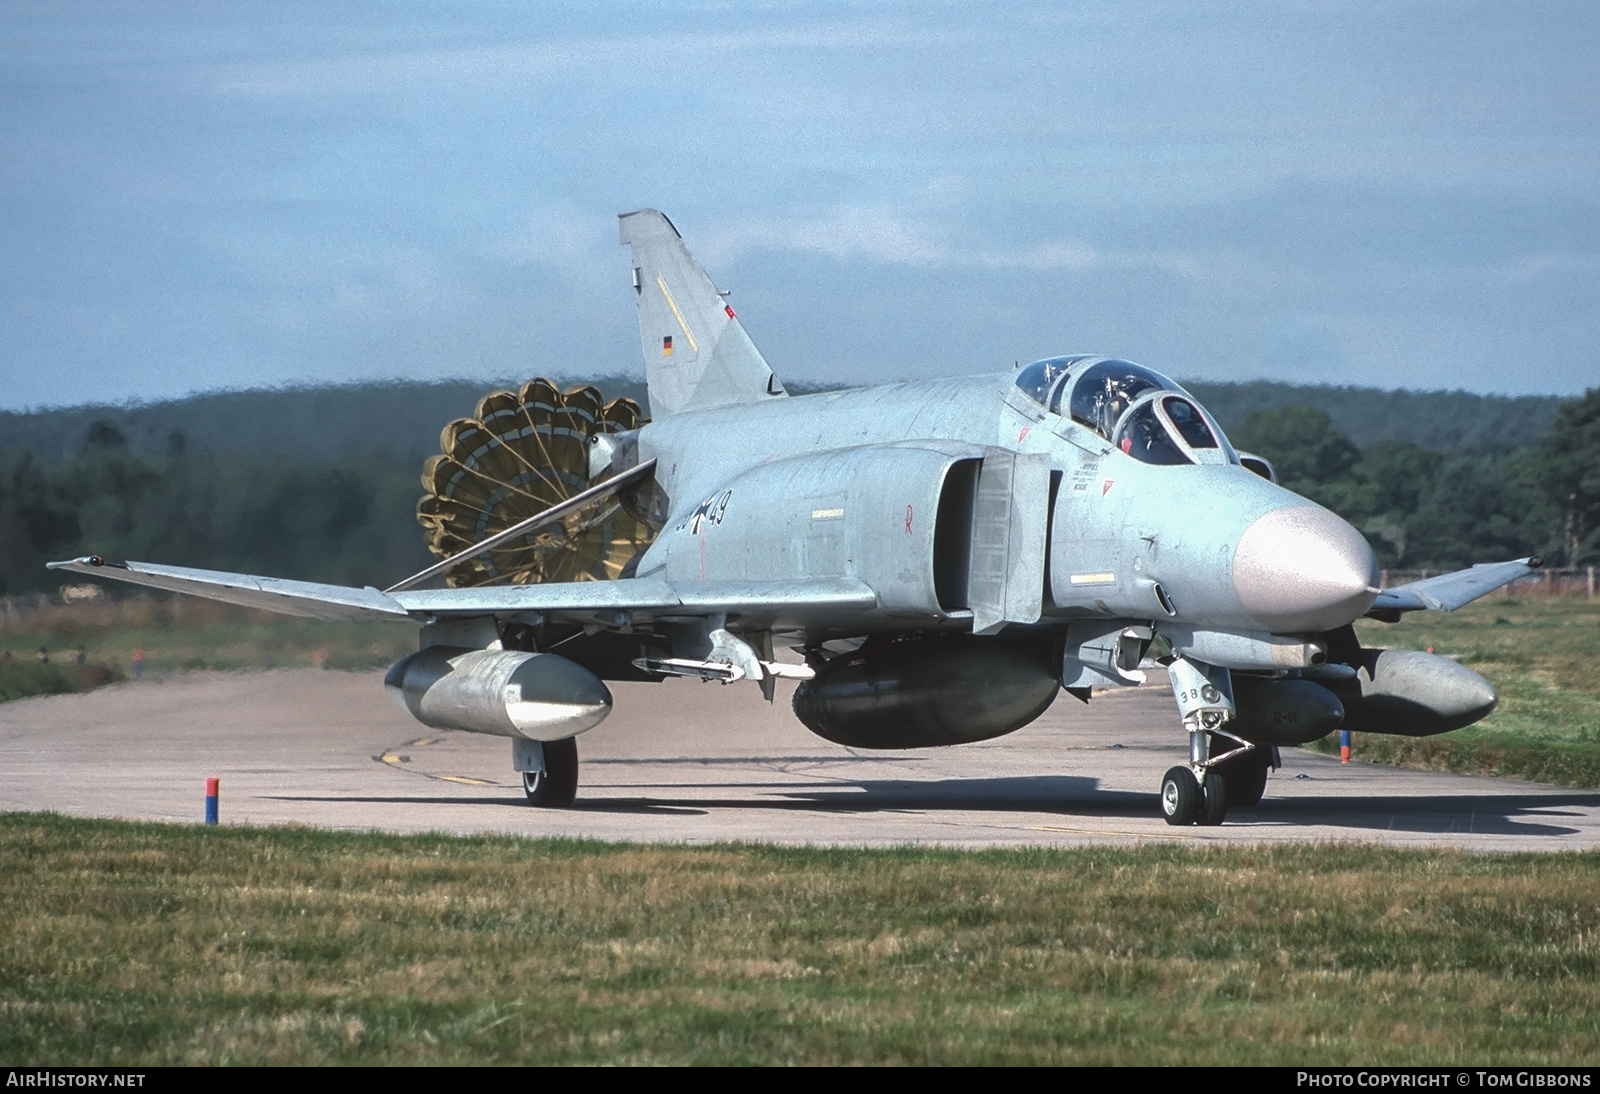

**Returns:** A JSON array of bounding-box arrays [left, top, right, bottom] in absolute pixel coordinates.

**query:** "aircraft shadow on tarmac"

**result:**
[[271, 778, 1599, 836], [1243, 793, 1597, 837], [267, 794, 714, 816]]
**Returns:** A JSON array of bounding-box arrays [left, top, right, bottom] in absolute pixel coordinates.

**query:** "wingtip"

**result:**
[[46, 555, 116, 572]]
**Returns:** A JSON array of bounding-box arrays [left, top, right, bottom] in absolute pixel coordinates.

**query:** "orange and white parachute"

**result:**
[[416, 379, 656, 587]]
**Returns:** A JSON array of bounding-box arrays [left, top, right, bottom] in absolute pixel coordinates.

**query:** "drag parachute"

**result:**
[[416, 379, 655, 587]]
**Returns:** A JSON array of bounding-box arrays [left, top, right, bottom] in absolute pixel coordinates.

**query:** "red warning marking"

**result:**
[[1101, 479, 1115, 497], [905, 504, 914, 533], [1018, 425, 1031, 443], [725, 304, 736, 318]]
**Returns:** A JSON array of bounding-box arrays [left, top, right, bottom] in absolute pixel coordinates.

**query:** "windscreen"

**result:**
[[1161, 396, 1218, 448], [1114, 402, 1191, 465]]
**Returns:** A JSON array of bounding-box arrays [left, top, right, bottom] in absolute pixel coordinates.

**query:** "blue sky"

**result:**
[[3, 1, 1598, 410]]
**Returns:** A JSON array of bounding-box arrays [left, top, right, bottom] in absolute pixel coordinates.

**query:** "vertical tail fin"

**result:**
[[618, 209, 787, 418]]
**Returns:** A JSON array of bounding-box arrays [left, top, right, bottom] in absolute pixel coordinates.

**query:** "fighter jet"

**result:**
[[50, 209, 1539, 825]]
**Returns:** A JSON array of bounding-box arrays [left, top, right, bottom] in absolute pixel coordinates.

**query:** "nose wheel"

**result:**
[[1161, 766, 1229, 827], [1162, 656, 1239, 826]]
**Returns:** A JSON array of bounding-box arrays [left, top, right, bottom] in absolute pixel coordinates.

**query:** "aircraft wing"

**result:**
[[1365, 556, 1541, 620], [46, 556, 877, 625], [47, 557, 413, 622]]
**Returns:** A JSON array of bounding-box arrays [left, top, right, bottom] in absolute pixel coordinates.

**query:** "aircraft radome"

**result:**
[[51, 209, 1539, 826]]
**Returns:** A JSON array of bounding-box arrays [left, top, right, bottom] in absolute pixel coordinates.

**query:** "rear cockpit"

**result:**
[[1013, 355, 1237, 467]]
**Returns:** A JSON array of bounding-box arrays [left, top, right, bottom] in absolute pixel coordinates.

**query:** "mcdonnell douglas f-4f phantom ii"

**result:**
[[52, 209, 1539, 825]]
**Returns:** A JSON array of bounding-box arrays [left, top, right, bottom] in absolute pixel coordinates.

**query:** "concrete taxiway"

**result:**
[[2, 668, 1596, 850]]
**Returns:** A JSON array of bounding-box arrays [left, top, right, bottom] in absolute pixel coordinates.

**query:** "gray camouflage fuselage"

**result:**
[[633, 372, 1378, 650]]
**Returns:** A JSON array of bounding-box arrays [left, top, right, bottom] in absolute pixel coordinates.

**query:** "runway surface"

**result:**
[[2, 668, 1597, 850]]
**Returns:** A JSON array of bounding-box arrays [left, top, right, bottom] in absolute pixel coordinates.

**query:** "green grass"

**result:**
[[0, 659, 124, 703], [1311, 595, 1600, 786], [1, 814, 1598, 1065]]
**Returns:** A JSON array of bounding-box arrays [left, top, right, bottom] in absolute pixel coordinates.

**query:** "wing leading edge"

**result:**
[[46, 556, 877, 626]]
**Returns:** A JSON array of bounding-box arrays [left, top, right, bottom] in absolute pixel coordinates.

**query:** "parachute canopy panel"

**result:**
[[417, 379, 657, 588]]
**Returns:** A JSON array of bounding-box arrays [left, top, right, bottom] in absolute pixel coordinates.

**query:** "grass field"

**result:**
[[1, 814, 1597, 1066], [1325, 595, 1600, 786], [0, 595, 415, 689]]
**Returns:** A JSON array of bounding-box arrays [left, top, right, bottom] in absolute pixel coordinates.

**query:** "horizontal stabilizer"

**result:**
[[1366, 556, 1541, 619], [618, 209, 786, 417]]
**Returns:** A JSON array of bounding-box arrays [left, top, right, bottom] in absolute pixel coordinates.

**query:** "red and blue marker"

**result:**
[[205, 777, 219, 825], [1340, 730, 1352, 764]]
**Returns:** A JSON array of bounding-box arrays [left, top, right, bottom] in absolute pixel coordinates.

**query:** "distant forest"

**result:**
[[1, 375, 1596, 596]]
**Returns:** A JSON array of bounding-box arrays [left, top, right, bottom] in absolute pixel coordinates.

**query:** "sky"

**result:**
[[2, 0, 1598, 411]]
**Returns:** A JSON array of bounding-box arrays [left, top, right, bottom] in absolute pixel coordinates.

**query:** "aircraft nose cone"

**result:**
[[1232, 506, 1379, 632]]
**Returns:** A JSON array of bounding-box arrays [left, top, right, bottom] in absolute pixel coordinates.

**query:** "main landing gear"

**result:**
[[515, 737, 579, 807]]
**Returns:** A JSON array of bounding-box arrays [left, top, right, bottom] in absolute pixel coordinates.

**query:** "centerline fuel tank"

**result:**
[[792, 634, 1061, 749]]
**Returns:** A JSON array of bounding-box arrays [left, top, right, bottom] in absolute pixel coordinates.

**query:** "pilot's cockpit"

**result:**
[[1013, 356, 1237, 467]]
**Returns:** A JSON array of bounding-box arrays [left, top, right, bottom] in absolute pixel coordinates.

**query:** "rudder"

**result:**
[[618, 209, 786, 418]]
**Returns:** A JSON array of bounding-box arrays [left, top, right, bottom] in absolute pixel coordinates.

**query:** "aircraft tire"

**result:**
[[523, 737, 579, 807], [1224, 753, 1270, 808], [1161, 766, 1201, 826], [1199, 772, 1229, 825]]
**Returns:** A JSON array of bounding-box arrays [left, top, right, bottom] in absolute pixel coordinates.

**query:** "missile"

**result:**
[[1229, 676, 1346, 745], [385, 646, 613, 739]]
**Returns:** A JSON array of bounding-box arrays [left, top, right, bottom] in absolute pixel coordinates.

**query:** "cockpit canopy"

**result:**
[[1013, 355, 1236, 467]]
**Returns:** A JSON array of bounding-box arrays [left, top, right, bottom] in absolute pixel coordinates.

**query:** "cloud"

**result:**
[[699, 206, 950, 266], [206, 20, 953, 99], [701, 205, 1208, 280], [1497, 252, 1600, 282], [488, 210, 610, 267]]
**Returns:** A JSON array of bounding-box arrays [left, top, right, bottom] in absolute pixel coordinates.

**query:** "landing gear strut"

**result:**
[[1161, 657, 1240, 826], [515, 737, 579, 807]]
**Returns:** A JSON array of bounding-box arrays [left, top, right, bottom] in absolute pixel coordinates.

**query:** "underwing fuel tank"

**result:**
[[385, 647, 613, 740], [792, 635, 1060, 749], [1325, 649, 1498, 737]]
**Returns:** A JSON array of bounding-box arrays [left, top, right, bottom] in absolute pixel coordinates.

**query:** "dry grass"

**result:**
[[0, 595, 415, 683], [2, 815, 1598, 1065]]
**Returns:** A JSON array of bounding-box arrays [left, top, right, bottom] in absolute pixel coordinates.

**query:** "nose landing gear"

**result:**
[[1160, 764, 1229, 826], [1161, 657, 1241, 826]]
